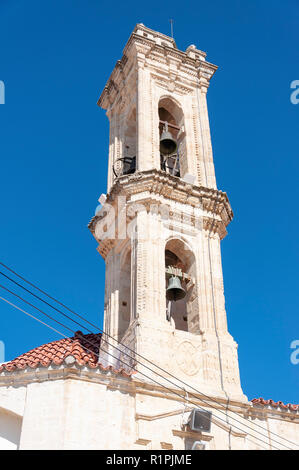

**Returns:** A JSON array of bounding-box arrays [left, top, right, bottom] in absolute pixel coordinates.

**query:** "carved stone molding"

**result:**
[[173, 429, 214, 442], [203, 217, 227, 240], [89, 169, 233, 238], [151, 72, 194, 96], [98, 24, 218, 110], [175, 341, 201, 376]]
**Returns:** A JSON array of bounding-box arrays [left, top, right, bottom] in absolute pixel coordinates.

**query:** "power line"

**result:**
[[1, 293, 296, 450], [1, 262, 297, 449], [0, 271, 91, 333], [0, 293, 280, 451], [0, 296, 70, 339], [0, 284, 74, 335], [0, 265, 297, 449]]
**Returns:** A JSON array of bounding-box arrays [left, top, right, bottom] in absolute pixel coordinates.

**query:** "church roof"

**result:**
[[251, 398, 298, 412], [0, 330, 133, 377], [1, 334, 297, 410]]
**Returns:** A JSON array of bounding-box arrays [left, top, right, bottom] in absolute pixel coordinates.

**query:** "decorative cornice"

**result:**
[[98, 24, 218, 110], [150, 72, 194, 96], [172, 429, 214, 442], [203, 217, 227, 240], [89, 169, 233, 244], [0, 363, 135, 388], [1, 366, 297, 429]]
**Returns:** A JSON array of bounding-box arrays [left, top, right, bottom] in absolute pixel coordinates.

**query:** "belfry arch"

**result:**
[[158, 97, 187, 179], [118, 248, 131, 340], [165, 238, 199, 333]]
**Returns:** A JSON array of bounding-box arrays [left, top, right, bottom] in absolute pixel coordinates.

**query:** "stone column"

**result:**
[[137, 59, 153, 171], [133, 208, 166, 322], [107, 111, 118, 193], [151, 85, 160, 171], [103, 248, 121, 339], [183, 94, 198, 181], [196, 85, 217, 189], [208, 234, 229, 334]]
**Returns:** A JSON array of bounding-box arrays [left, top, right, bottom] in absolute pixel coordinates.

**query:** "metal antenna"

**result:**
[[170, 19, 174, 39]]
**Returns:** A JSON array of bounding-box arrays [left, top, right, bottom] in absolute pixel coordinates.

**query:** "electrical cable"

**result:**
[[1, 262, 297, 449], [0, 293, 281, 451], [0, 262, 297, 449]]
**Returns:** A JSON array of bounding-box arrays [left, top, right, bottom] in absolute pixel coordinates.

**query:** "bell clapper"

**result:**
[[166, 300, 172, 321]]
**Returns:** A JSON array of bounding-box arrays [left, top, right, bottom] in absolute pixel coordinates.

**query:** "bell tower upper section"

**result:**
[[98, 23, 218, 193]]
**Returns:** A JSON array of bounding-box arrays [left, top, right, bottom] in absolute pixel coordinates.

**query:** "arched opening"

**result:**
[[113, 107, 136, 179], [124, 107, 137, 166], [158, 97, 186, 179], [118, 249, 131, 340], [165, 239, 199, 333]]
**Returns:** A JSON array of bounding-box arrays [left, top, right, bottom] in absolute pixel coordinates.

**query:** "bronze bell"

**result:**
[[166, 276, 186, 301], [160, 124, 177, 156]]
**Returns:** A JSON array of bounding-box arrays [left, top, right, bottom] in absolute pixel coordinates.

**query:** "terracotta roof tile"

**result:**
[[251, 398, 298, 412], [0, 331, 133, 378]]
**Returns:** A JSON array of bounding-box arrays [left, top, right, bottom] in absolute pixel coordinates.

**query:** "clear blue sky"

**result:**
[[0, 0, 298, 404]]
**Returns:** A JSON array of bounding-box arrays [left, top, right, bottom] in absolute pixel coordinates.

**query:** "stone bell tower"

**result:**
[[89, 24, 247, 402]]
